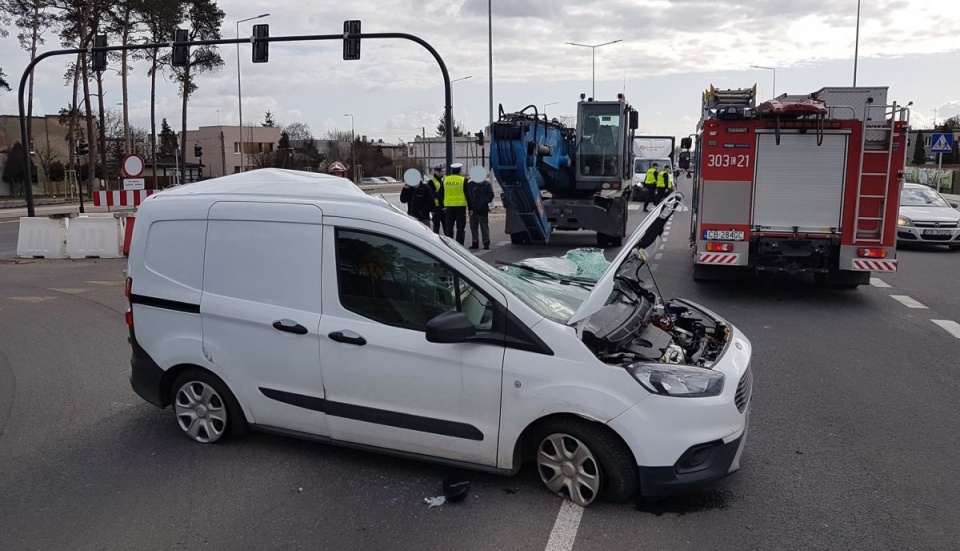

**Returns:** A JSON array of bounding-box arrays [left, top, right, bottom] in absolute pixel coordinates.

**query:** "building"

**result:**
[[181, 125, 282, 178], [408, 134, 488, 173], [0, 114, 91, 197]]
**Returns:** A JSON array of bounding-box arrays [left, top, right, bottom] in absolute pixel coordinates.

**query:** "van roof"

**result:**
[[156, 168, 371, 202]]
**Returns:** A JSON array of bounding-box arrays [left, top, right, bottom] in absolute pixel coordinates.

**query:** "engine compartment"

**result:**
[[582, 281, 729, 368]]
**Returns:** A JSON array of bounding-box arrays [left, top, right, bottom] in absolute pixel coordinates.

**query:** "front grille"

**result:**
[[920, 234, 954, 241], [735, 367, 753, 414], [914, 222, 958, 228]]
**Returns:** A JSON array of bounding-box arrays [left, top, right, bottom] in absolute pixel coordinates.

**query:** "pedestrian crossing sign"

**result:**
[[931, 133, 954, 153]]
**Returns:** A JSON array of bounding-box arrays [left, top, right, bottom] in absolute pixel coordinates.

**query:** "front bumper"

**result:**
[[897, 225, 960, 245], [638, 418, 749, 496]]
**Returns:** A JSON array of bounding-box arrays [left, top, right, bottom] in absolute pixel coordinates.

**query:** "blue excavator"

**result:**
[[489, 94, 639, 247]]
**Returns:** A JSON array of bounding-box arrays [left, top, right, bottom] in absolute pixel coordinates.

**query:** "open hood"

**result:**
[[567, 192, 685, 326]]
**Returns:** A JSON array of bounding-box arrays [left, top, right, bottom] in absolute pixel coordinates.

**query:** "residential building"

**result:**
[[0, 114, 91, 196], [181, 125, 281, 177]]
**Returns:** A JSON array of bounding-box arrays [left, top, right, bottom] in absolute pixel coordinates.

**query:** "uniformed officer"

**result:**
[[429, 164, 446, 234], [442, 163, 468, 244], [642, 162, 659, 212], [655, 168, 671, 204]]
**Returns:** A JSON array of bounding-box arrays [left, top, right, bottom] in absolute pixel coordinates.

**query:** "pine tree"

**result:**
[[912, 130, 926, 165], [436, 114, 465, 137], [262, 111, 276, 127], [159, 117, 177, 156]]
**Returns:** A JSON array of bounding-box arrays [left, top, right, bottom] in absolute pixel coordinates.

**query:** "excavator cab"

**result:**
[[576, 101, 635, 189]]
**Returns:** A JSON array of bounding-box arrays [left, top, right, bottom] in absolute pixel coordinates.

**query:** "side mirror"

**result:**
[[629, 110, 639, 130], [680, 137, 692, 150], [426, 311, 477, 343]]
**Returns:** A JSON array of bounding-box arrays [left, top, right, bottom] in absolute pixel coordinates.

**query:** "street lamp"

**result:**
[[343, 113, 355, 182], [932, 108, 939, 128], [451, 75, 472, 122], [853, 0, 861, 86], [750, 65, 777, 99], [543, 101, 559, 117], [236, 13, 270, 173], [565, 39, 623, 99]]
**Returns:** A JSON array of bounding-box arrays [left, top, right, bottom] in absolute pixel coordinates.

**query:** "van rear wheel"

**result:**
[[531, 417, 638, 507], [172, 369, 247, 443]]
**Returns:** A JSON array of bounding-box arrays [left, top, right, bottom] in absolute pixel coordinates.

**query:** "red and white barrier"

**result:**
[[93, 190, 155, 207], [852, 259, 898, 272], [698, 253, 740, 265]]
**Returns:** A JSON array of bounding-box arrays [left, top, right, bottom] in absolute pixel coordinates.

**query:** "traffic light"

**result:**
[[476, 130, 485, 147], [343, 20, 361, 61], [172, 28, 189, 67], [194, 144, 203, 158], [76, 143, 89, 156], [252, 24, 269, 63], [92, 34, 108, 72]]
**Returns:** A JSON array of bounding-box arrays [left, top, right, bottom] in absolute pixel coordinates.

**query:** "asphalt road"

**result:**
[[1, 178, 959, 550]]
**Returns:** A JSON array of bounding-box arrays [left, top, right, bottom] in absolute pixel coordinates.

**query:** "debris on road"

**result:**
[[423, 496, 446, 509]]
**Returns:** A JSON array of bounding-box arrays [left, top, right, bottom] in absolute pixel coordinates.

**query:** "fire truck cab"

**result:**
[[686, 85, 910, 287]]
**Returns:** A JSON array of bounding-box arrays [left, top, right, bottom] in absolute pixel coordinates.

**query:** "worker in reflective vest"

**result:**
[[442, 163, 468, 245], [642, 163, 659, 212], [429, 164, 446, 235], [655, 169, 671, 204]]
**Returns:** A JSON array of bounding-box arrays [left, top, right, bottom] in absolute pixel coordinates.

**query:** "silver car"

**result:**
[[897, 183, 960, 250]]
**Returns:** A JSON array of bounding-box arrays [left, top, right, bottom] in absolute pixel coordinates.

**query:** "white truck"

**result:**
[[632, 136, 675, 200]]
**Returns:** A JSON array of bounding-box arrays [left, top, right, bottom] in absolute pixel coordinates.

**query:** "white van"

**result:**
[[126, 168, 752, 507]]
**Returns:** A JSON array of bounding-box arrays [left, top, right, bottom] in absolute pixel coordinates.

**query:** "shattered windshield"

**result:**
[[443, 239, 608, 323]]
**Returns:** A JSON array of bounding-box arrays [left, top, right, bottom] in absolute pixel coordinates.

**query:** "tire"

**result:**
[[171, 369, 248, 443], [692, 262, 712, 282], [510, 232, 530, 245], [531, 417, 639, 507]]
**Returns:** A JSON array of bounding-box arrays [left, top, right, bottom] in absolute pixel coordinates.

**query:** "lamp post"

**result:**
[[488, 0, 494, 136], [564, 39, 623, 99], [932, 108, 938, 128], [543, 101, 558, 118], [343, 113, 355, 182], [750, 65, 777, 99], [853, 0, 860, 86], [451, 75, 472, 123], [236, 13, 270, 173]]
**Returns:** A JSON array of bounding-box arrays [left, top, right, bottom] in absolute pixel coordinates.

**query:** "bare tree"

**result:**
[[33, 140, 61, 190]]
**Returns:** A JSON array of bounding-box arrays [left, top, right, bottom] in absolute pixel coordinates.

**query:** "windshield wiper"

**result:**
[[495, 261, 596, 286]]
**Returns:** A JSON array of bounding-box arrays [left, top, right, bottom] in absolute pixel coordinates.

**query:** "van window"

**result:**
[[335, 229, 494, 332], [144, 220, 206, 290], [204, 220, 323, 312]]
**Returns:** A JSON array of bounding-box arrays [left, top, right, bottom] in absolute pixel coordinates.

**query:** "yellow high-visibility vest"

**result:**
[[656, 171, 668, 188], [431, 176, 443, 206], [644, 167, 658, 185], [442, 175, 467, 207]]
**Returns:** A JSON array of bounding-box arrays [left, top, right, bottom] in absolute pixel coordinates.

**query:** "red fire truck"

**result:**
[[686, 85, 910, 287]]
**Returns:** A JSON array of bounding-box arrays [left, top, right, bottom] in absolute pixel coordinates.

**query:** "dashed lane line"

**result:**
[[85, 280, 124, 286], [7, 296, 57, 303], [870, 278, 891, 288], [544, 500, 584, 551], [49, 288, 91, 295], [890, 295, 928, 309], [931, 320, 960, 339], [655, 253, 663, 260]]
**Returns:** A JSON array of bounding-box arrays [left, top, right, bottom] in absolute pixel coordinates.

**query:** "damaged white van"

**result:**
[[126, 168, 752, 507]]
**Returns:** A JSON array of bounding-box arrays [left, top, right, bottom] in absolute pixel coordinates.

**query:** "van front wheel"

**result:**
[[171, 369, 247, 443], [532, 417, 638, 507]]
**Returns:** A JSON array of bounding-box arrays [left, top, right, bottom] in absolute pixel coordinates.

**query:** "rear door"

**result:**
[[753, 132, 849, 233], [200, 201, 327, 436]]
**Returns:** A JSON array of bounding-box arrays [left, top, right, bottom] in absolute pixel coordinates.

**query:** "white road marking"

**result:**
[[659, 244, 665, 251], [651, 263, 659, 270], [931, 320, 960, 339], [544, 500, 584, 551], [655, 253, 663, 260], [890, 295, 928, 309], [870, 278, 891, 288], [663, 231, 670, 236], [628, 204, 641, 211]]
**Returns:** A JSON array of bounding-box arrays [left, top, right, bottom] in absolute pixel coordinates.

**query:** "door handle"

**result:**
[[328, 330, 367, 346], [272, 319, 308, 335]]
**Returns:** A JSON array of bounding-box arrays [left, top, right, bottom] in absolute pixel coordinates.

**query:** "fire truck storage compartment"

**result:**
[[752, 132, 848, 234]]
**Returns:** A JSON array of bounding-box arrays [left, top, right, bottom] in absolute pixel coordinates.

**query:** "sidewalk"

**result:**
[[942, 193, 960, 208]]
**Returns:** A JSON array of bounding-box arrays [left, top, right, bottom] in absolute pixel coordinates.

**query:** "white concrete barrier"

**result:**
[[65, 215, 124, 258], [17, 216, 69, 259]]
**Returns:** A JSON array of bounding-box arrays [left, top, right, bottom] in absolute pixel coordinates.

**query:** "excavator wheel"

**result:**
[[510, 232, 531, 245]]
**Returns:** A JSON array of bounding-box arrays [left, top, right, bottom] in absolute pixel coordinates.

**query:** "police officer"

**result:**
[[442, 163, 468, 245], [655, 167, 671, 204], [642, 162, 659, 212], [429, 164, 446, 234]]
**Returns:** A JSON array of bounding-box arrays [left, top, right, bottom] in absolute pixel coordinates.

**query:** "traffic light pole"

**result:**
[[16, 29, 454, 217]]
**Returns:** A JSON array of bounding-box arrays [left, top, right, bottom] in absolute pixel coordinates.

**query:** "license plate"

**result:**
[[704, 230, 745, 241], [923, 229, 951, 236]]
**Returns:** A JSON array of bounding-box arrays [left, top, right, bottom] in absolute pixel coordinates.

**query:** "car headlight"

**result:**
[[898, 215, 913, 227], [626, 363, 725, 397]]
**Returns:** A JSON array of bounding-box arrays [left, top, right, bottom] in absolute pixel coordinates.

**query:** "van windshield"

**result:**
[[442, 237, 591, 322]]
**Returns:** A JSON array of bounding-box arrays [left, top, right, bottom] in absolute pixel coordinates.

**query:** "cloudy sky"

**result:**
[[1, 0, 959, 146]]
